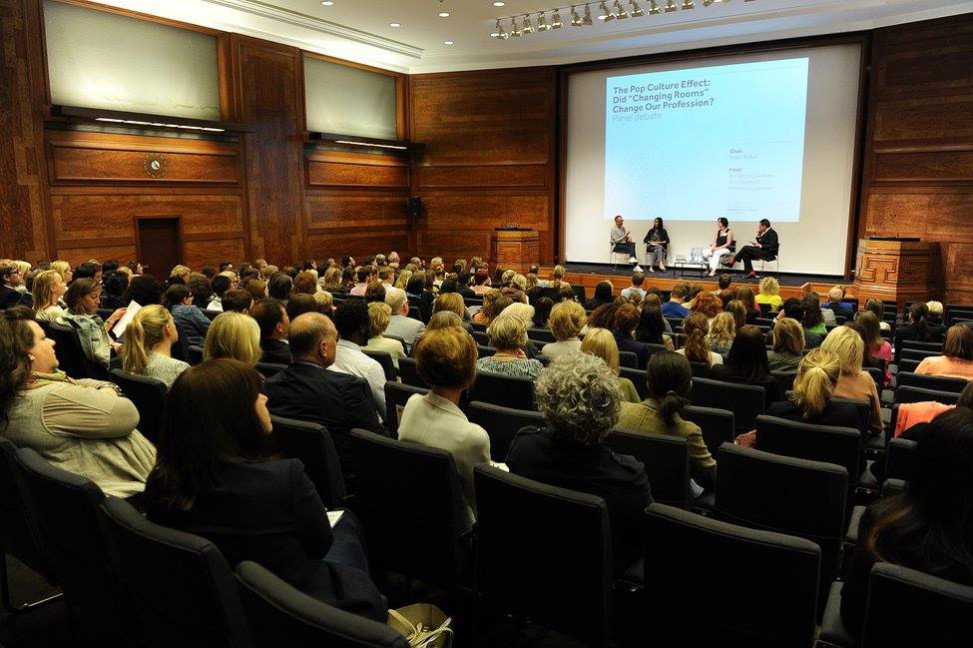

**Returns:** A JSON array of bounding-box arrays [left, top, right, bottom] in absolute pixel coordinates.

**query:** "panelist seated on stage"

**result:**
[[642, 217, 669, 273], [701, 217, 735, 277], [725, 218, 779, 278], [610, 215, 643, 271]]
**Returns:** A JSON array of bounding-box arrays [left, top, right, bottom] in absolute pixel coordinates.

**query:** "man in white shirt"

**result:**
[[328, 299, 387, 420], [620, 272, 647, 300], [384, 287, 426, 349]]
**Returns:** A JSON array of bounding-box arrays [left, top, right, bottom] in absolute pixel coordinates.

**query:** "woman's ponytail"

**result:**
[[793, 348, 841, 420]]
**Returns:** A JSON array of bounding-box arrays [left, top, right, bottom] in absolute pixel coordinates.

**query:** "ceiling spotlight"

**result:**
[[537, 12, 551, 31], [703, 0, 728, 5], [583, 3, 594, 24], [552, 8, 564, 28], [598, 1, 615, 20], [493, 18, 508, 39], [649, 0, 662, 14], [510, 16, 521, 36], [614, 0, 629, 18], [493, 1, 505, 5], [630, 1, 644, 17], [681, 0, 695, 8], [389, 22, 400, 27], [570, 6, 582, 25], [444, 40, 453, 45], [321, 0, 333, 5], [522, 13, 535, 33], [438, 11, 450, 17], [664, 0, 678, 12]]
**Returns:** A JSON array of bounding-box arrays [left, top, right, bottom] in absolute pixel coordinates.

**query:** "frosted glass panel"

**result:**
[[304, 57, 397, 140], [44, 1, 220, 120]]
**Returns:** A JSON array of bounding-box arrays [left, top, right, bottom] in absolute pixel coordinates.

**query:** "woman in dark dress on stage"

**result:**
[[643, 218, 669, 273]]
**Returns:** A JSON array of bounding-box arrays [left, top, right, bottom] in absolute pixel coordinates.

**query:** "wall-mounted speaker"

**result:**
[[408, 196, 423, 219]]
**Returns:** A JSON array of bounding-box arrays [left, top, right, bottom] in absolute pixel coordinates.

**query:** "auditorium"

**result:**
[[2, 0, 973, 646]]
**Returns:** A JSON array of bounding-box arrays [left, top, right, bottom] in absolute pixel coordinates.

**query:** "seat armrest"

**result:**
[[818, 581, 857, 648]]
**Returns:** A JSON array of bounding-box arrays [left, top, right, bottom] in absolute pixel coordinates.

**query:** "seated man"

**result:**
[[620, 272, 647, 301], [251, 298, 291, 364], [661, 283, 691, 319], [263, 313, 386, 486], [328, 299, 388, 421], [384, 287, 426, 349], [610, 215, 641, 270], [726, 218, 779, 279], [822, 286, 855, 320]]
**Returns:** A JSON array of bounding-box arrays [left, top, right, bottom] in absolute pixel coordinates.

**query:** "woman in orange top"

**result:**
[[916, 324, 973, 380]]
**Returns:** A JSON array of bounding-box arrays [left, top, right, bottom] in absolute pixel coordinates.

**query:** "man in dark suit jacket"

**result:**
[[263, 313, 386, 489], [727, 218, 780, 278], [252, 297, 292, 364]]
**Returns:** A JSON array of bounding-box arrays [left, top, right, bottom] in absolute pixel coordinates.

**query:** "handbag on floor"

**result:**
[[388, 603, 453, 648]]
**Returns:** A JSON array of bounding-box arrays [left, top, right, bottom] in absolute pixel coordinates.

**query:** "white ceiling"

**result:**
[[93, 0, 973, 73]]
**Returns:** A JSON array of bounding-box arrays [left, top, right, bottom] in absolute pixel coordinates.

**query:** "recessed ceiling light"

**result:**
[[438, 11, 450, 17], [444, 40, 454, 45], [389, 21, 400, 27], [321, 1, 333, 5], [493, 1, 505, 6]]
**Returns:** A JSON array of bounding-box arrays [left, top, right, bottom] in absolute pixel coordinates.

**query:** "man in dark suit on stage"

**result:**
[[727, 218, 779, 279]]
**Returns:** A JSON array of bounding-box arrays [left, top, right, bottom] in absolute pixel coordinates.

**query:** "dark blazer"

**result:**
[[260, 338, 292, 365], [144, 459, 386, 621], [766, 399, 862, 430], [506, 426, 653, 574], [756, 228, 780, 256], [643, 228, 669, 248], [0, 286, 22, 310], [614, 332, 653, 369], [709, 364, 785, 407], [263, 362, 386, 486]]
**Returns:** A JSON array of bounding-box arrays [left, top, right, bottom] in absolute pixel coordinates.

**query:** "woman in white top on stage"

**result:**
[[702, 217, 735, 277]]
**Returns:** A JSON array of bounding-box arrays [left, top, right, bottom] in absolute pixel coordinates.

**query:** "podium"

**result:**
[[490, 229, 539, 274], [853, 238, 941, 306]]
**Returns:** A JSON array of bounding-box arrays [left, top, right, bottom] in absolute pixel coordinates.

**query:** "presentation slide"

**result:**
[[604, 59, 809, 223]]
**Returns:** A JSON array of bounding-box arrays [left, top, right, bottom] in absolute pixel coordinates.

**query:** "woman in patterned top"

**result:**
[[121, 305, 190, 389], [476, 315, 542, 381]]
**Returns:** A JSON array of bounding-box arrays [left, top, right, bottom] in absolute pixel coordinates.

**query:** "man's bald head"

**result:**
[[289, 312, 336, 362]]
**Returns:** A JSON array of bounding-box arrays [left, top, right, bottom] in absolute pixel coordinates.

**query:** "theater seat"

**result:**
[[109, 369, 167, 445]]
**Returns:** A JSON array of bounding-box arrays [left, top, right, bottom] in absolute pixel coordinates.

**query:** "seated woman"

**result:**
[[164, 284, 210, 348], [855, 310, 893, 386], [710, 325, 785, 407], [203, 312, 262, 366], [767, 318, 805, 372], [690, 292, 722, 325], [57, 278, 127, 370], [581, 328, 641, 404], [821, 325, 883, 437], [506, 353, 653, 574], [916, 324, 973, 380], [399, 327, 502, 527], [363, 302, 406, 369], [1, 314, 155, 500], [476, 315, 543, 381], [584, 281, 615, 311], [894, 303, 946, 363], [613, 303, 657, 368], [426, 311, 466, 331], [471, 289, 511, 326], [618, 352, 716, 491], [542, 300, 586, 360], [702, 217, 733, 277], [801, 293, 828, 345], [121, 305, 190, 389], [734, 287, 761, 324], [635, 305, 674, 351], [31, 269, 67, 322], [766, 348, 861, 428], [754, 277, 784, 313], [531, 296, 554, 330], [145, 359, 386, 622], [864, 298, 892, 332], [840, 407, 973, 638], [706, 312, 736, 357], [677, 312, 723, 368], [433, 292, 472, 329]]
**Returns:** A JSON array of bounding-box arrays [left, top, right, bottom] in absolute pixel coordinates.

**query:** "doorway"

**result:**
[[136, 218, 181, 282]]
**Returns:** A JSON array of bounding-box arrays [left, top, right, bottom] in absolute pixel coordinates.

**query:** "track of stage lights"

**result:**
[[492, 0, 750, 40]]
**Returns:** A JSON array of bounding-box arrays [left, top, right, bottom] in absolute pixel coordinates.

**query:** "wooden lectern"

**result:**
[[490, 229, 539, 274], [853, 238, 941, 307]]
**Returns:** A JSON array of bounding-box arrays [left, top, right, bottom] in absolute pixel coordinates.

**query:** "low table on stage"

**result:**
[[490, 228, 538, 275], [853, 238, 941, 306]]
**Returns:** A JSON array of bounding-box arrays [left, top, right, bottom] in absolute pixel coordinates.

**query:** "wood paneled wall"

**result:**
[[409, 67, 558, 264], [858, 13, 973, 303]]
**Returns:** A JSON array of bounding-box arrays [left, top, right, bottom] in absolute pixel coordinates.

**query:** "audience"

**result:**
[[207, 274, 231, 311], [399, 327, 500, 527], [531, 296, 554, 329], [734, 286, 760, 324], [584, 281, 614, 311], [542, 301, 586, 360], [581, 327, 641, 403], [855, 310, 893, 386], [364, 302, 406, 369], [802, 292, 828, 339], [31, 269, 67, 322], [164, 284, 211, 348], [766, 348, 861, 428], [710, 325, 784, 407], [329, 299, 387, 419], [613, 303, 657, 368], [915, 324, 973, 380], [477, 315, 542, 381], [507, 353, 653, 574], [618, 351, 716, 490], [203, 312, 262, 365], [690, 292, 722, 323], [384, 286, 425, 349], [677, 312, 723, 367], [251, 298, 291, 365], [894, 303, 945, 362], [59, 278, 126, 369], [755, 277, 784, 312], [621, 272, 647, 300], [706, 312, 736, 357], [145, 358, 386, 621], [767, 317, 805, 371], [0, 314, 154, 499], [821, 325, 883, 437], [634, 304, 673, 350], [121, 304, 190, 388], [864, 297, 891, 332]]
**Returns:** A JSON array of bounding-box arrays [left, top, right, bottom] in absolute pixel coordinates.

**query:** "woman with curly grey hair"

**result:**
[[506, 353, 653, 573]]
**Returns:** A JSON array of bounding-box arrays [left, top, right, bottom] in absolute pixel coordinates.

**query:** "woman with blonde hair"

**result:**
[[472, 290, 512, 326], [477, 315, 542, 381], [169, 265, 191, 284], [433, 292, 467, 320], [364, 301, 405, 368], [755, 276, 784, 312], [821, 325, 883, 436], [32, 270, 67, 322], [767, 348, 862, 428], [121, 304, 190, 388], [394, 270, 413, 291], [322, 267, 343, 292], [706, 312, 736, 356], [580, 327, 640, 403], [50, 260, 72, 284], [676, 312, 723, 367], [768, 318, 805, 371], [203, 312, 262, 366], [551, 264, 566, 289], [543, 301, 587, 359]]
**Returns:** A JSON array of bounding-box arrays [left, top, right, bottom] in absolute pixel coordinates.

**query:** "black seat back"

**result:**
[[469, 371, 536, 411], [682, 405, 736, 456], [188, 345, 205, 365], [235, 561, 408, 648], [606, 429, 690, 508], [46, 322, 97, 379], [690, 378, 765, 432], [255, 362, 288, 379], [99, 497, 254, 648], [886, 437, 917, 482], [384, 382, 429, 436], [397, 358, 426, 388], [527, 328, 556, 343], [14, 448, 130, 641], [771, 371, 797, 393], [467, 401, 544, 462], [618, 351, 638, 370], [473, 465, 613, 645], [619, 367, 649, 399], [361, 350, 396, 382], [109, 368, 167, 445], [689, 361, 710, 378], [895, 372, 967, 393], [349, 430, 468, 591], [270, 416, 346, 508], [0, 439, 55, 581], [862, 563, 973, 648], [643, 503, 821, 648], [895, 385, 961, 406]]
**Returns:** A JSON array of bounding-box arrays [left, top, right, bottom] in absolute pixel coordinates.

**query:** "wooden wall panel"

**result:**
[[859, 13, 973, 304], [410, 67, 557, 265], [55, 244, 136, 267], [184, 237, 246, 269], [306, 231, 409, 262]]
